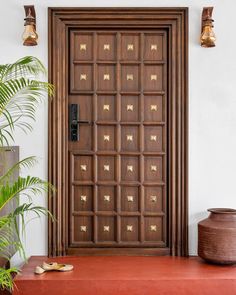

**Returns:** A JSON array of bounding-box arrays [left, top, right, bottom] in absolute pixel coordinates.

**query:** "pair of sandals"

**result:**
[[35, 262, 74, 275]]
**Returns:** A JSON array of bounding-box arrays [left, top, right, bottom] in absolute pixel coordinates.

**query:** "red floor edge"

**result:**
[[12, 256, 236, 295]]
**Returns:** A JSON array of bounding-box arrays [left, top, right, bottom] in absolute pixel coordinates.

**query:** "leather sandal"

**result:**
[[35, 262, 73, 274]]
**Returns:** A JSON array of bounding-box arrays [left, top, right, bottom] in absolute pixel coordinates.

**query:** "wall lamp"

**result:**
[[200, 7, 216, 48], [22, 5, 38, 46]]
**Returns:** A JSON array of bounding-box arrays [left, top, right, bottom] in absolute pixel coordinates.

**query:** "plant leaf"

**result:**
[[0, 175, 54, 212], [0, 267, 19, 291], [0, 156, 38, 185], [0, 56, 54, 146]]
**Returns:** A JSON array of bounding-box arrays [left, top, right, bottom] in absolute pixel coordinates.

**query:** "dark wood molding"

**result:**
[[48, 7, 188, 257]]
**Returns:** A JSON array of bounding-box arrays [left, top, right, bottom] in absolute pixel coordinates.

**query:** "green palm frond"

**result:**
[[0, 56, 46, 83], [0, 56, 54, 146], [0, 228, 21, 260], [11, 203, 53, 220], [0, 215, 22, 259], [0, 267, 19, 291], [0, 156, 38, 185], [0, 176, 54, 212], [0, 175, 55, 259], [0, 202, 54, 261], [0, 56, 55, 291], [0, 78, 54, 145], [0, 203, 54, 260]]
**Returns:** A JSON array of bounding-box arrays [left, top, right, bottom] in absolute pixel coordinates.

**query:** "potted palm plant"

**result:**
[[0, 56, 54, 291]]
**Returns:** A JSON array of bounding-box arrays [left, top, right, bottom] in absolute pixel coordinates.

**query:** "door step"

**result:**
[[13, 256, 236, 295]]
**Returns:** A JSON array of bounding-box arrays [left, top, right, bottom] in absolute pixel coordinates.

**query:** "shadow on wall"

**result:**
[[189, 211, 208, 256]]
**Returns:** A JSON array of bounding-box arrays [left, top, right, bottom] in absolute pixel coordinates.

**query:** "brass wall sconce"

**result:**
[[200, 7, 216, 48], [22, 5, 38, 46]]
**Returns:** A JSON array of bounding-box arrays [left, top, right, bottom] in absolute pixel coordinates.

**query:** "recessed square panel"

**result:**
[[143, 65, 163, 91], [97, 34, 116, 60], [73, 64, 93, 91], [144, 126, 163, 152], [144, 156, 163, 182], [73, 33, 93, 61], [97, 156, 116, 181], [144, 217, 163, 242], [97, 125, 116, 151], [97, 95, 116, 121], [98, 186, 116, 211], [121, 126, 139, 152], [121, 95, 140, 122], [144, 96, 163, 122], [97, 216, 116, 242], [73, 155, 93, 181], [121, 65, 140, 91], [69, 95, 93, 121], [121, 186, 139, 212], [97, 65, 116, 91], [121, 156, 139, 182], [69, 125, 93, 151], [73, 216, 93, 242], [143, 34, 164, 61], [121, 217, 139, 242], [121, 34, 140, 61], [73, 186, 93, 212], [144, 186, 163, 213]]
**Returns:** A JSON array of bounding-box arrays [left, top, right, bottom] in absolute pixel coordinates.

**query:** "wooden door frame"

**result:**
[[48, 7, 188, 257]]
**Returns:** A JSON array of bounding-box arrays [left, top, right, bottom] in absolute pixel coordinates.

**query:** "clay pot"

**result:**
[[198, 208, 236, 264]]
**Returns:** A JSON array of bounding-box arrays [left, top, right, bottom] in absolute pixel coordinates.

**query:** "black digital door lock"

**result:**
[[69, 104, 91, 141]]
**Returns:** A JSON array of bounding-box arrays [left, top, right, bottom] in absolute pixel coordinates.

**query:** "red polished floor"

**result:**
[[13, 256, 236, 295]]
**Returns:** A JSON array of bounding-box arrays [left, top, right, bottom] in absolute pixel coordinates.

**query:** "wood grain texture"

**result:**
[[48, 8, 188, 257]]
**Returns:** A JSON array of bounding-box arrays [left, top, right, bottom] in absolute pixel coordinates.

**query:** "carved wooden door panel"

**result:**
[[69, 30, 168, 252], [48, 8, 188, 257]]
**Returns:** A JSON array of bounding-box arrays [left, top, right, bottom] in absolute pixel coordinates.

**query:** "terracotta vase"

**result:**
[[198, 208, 236, 264]]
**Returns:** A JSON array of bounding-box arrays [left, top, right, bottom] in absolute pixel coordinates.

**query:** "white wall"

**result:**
[[1, 0, 236, 261]]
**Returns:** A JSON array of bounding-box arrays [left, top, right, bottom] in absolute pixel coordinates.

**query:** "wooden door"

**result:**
[[48, 8, 188, 256], [69, 30, 167, 251]]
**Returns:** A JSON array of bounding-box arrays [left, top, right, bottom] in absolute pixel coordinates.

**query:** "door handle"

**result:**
[[77, 120, 90, 124], [69, 104, 91, 141], [71, 119, 90, 126]]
